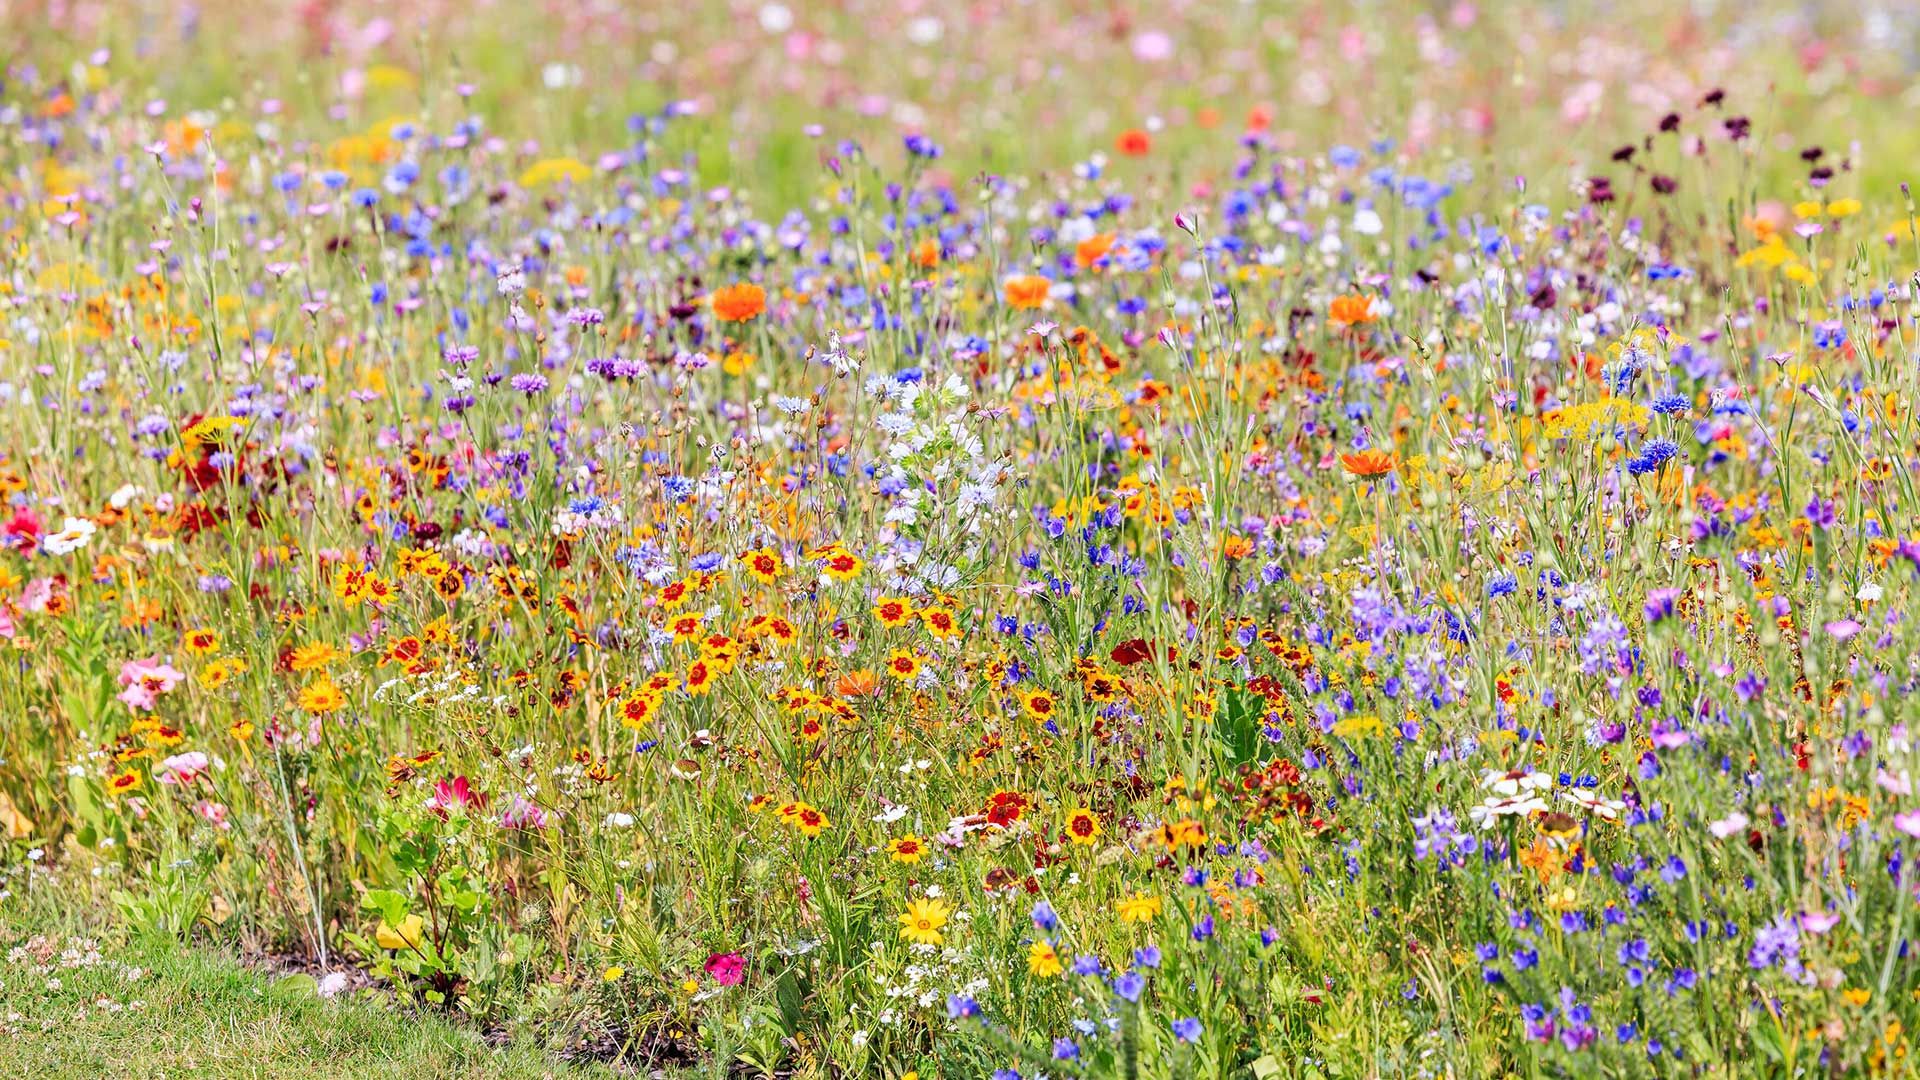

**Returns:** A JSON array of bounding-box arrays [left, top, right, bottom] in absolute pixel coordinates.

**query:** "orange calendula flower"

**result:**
[[710, 282, 767, 322], [1152, 819, 1208, 850], [1004, 275, 1052, 310], [1328, 294, 1379, 329], [1074, 233, 1117, 268], [1339, 449, 1397, 477], [288, 641, 344, 672]]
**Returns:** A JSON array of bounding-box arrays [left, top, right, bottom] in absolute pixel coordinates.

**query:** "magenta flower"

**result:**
[[426, 776, 487, 818], [703, 952, 746, 987]]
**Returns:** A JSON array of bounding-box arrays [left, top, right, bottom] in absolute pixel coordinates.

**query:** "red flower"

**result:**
[[1110, 638, 1176, 666], [3, 508, 43, 550], [984, 789, 1030, 826]]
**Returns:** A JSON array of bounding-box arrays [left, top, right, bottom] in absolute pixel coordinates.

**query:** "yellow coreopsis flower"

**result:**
[[898, 897, 953, 946], [297, 676, 346, 715], [1027, 940, 1064, 977], [1115, 892, 1163, 924]]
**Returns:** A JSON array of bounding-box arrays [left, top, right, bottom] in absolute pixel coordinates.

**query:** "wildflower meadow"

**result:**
[[6, 2, 1920, 1077]]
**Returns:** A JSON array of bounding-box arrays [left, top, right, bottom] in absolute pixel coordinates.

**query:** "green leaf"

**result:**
[[360, 888, 410, 926], [269, 973, 319, 1000]]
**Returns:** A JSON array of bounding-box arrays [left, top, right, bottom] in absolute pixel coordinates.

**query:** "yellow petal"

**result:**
[[375, 913, 426, 950], [0, 791, 33, 840]]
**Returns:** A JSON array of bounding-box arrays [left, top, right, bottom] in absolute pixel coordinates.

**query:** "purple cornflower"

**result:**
[[1644, 588, 1681, 623]]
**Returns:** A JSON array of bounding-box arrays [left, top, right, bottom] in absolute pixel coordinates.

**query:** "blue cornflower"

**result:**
[[661, 475, 696, 503], [1627, 438, 1680, 476], [1030, 900, 1058, 932]]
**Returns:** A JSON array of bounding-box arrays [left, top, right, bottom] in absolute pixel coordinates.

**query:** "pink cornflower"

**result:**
[[499, 795, 553, 830], [157, 751, 211, 785]]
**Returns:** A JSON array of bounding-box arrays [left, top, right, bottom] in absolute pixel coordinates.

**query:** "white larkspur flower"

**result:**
[[1468, 794, 1546, 830], [1480, 769, 1552, 797]]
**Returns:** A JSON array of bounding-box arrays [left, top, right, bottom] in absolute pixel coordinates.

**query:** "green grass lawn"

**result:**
[[0, 926, 616, 1079]]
